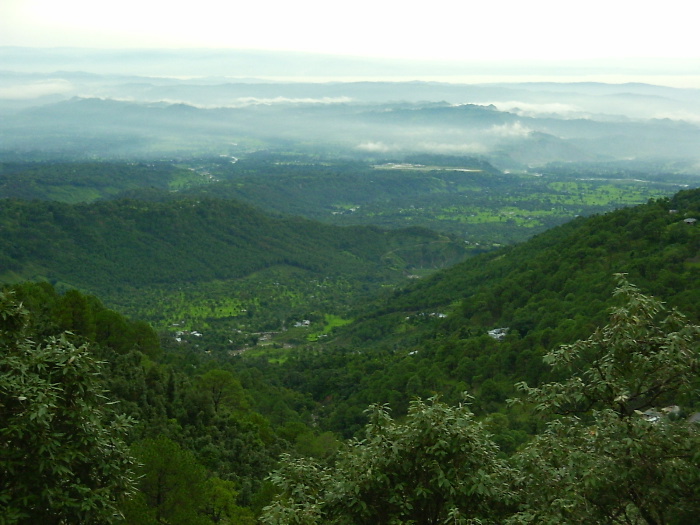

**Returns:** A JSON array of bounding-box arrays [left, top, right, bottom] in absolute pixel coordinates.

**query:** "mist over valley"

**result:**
[[2, 49, 700, 169]]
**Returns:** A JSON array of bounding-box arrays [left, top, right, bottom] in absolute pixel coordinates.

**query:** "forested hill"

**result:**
[[266, 188, 700, 435], [341, 188, 700, 340], [0, 196, 466, 313]]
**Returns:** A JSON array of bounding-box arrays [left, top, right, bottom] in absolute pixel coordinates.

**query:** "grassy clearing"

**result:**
[[307, 314, 353, 341]]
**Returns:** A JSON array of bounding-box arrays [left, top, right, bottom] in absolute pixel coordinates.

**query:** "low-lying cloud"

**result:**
[[649, 110, 700, 124], [356, 141, 393, 152], [487, 122, 534, 138], [0, 79, 74, 100], [230, 96, 353, 107], [489, 101, 584, 118], [356, 140, 488, 154], [142, 96, 354, 108]]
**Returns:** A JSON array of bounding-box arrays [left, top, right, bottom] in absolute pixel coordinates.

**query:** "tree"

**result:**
[[0, 291, 136, 524], [202, 477, 256, 525], [123, 435, 210, 525], [123, 435, 256, 525], [196, 369, 248, 415], [509, 276, 700, 524], [56, 288, 96, 340], [262, 396, 515, 524]]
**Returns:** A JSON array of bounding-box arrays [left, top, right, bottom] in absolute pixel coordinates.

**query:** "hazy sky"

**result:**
[[2, 0, 699, 62]]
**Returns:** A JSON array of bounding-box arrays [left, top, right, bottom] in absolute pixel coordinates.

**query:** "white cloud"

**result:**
[[356, 141, 393, 152], [356, 140, 488, 154], [489, 101, 584, 118], [487, 122, 533, 138], [415, 142, 489, 154], [649, 111, 700, 125], [226, 96, 353, 107], [69, 95, 354, 109], [0, 79, 74, 100]]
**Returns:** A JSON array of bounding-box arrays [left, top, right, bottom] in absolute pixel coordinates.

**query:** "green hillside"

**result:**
[[0, 196, 466, 334], [253, 189, 700, 436], [0, 161, 205, 202]]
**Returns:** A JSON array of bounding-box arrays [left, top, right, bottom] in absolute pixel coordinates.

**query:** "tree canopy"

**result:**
[[0, 291, 136, 524], [510, 276, 700, 524], [262, 278, 700, 524], [262, 396, 514, 525]]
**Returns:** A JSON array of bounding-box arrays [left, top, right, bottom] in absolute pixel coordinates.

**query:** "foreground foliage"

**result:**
[[263, 278, 700, 524], [510, 276, 700, 524], [1, 281, 313, 520], [122, 436, 256, 525], [262, 397, 514, 525], [0, 291, 136, 524]]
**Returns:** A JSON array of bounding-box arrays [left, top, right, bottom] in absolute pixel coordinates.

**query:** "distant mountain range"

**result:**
[[2, 85, 699, 167], [3, 47, 700, 165]]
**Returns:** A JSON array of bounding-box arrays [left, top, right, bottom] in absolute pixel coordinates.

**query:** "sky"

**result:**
[[2, 0, 700, 62]]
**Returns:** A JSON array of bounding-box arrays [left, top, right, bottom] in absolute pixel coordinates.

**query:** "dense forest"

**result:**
[[0, 192, 468, 348], [2, 165, 700, 522]]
